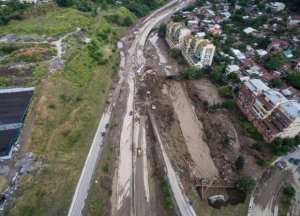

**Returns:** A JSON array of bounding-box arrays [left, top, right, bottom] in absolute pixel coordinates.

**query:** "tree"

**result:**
[[235, 156, 245, 171], [283, 186, 296, 201], [218, 85, 232, 98], [287, 70, 300, 90], [182, 67, 203, 80], [237, 177, 256, 193], [269, 79, 283, 88], [123, 16, 133, 26], [170, 48, 181, 59], [264, 54, 287, 70], [55, 0, 74, 7], [158, 24, 166, 38]]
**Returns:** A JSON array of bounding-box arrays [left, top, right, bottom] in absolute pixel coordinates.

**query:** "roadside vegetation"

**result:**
[[3, 2, 138, 216], [278, 185, 296, 216]]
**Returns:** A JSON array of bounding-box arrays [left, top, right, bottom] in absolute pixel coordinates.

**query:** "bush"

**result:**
[[123, 16, 133, 26], [218, 85, 232, 98], [264, 54, 287, 70], [182, 67, 203, 80], [286, 70, 300, 90], [55, 0, 74, 7], [237, 177, 256, 194], [158, 24, 166, 38], [269, 79, 283, 88], [170, 48, 181, 58], [235, 156, 245, 171], [221, 100, 235, 109], [283, 186, 295, 201]]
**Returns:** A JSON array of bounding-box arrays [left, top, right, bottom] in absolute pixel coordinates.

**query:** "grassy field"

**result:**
[[0, 4, 92, 35], [4, 4, 136, 216]]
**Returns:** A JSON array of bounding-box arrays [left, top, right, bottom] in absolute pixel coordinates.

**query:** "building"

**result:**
[[237, 79, 300, 142], [166, 22, 191, 49], [266, 2, 286, 12], [289, 15, 300, 26], [0, 87, 34, 159], [181, 35, 216, 68]]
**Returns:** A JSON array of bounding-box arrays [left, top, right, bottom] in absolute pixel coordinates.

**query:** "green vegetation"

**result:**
[[170, 48, 185, 64], [241, 119, 262, 140], [271, 136, 300, 156], [160, 178, 174, 210], [0, 4, 92, 35], [235, 155, 245, 171], [158, 24, 166, 38], [189, 187, 250, 216], [54, 0, 167, 17], [218, 85, 232, 98], [4, 5, 133, 216], [85, 135, 115, 216], [264, 54, 287, 70], [269, 78, 284, 88], [183, 67, 203, 80], [237, 177, 256, 194], [0, 1, 30, 25], [286, 70, 300, 90], [278, 185, 296, 216]]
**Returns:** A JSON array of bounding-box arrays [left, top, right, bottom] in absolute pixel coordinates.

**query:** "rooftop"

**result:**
[[245, 79, 269, 94], [280, 101, 300, 119]]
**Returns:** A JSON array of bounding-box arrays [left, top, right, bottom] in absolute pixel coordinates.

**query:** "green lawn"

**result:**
[[4, 5, 134, 216], [0, 4, 92, 35]]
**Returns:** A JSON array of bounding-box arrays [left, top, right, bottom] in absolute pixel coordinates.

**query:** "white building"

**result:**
[[266, 2, 286, 12], [226, 65, 240, 75], [181, 36, 216, 68], [277, 101, 300, 138]]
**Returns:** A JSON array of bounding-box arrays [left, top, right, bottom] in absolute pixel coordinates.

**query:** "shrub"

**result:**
[[182, 67, 203, 80], [270, 79, 283, 88], [218, 85, 232, 98], [237, 177, 256, 193], [158, 24, 166, 38], [235, 156, 245, 171], [221, 100, 235, 109], [286, 70, 300, 90]]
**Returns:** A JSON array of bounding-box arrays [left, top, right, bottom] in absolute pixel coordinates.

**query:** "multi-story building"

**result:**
[[166, 21, 215, 69], [181, 35, 215, 68], [237, 79, 300, 142], [165, 22, 191, 49]]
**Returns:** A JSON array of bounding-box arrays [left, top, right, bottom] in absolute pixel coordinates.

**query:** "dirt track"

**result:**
[[167, 81, 219, 179]]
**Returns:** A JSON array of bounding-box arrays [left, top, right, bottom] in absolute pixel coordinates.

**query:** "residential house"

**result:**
[[237, 79, 300, 142]]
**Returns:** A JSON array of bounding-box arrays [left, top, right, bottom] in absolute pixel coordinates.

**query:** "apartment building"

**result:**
[[237, 79, 300, 142], [166, 22, 215, 69], [181, 35, 215, 68], [165, 22, 191, 49]]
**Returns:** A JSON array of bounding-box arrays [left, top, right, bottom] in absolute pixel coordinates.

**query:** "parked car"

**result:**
[[275, 161, 287, 170], [288, 158, 300, 166]]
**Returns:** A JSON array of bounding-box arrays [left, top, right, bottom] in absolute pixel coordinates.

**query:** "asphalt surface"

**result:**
[[68, 1, 193, 216], [248, 149, 300, 216]]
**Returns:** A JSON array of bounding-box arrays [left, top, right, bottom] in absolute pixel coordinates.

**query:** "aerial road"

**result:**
[[68, 1, 193, 216]]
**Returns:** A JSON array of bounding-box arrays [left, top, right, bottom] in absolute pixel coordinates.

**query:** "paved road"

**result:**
[[148, 111, 197, 216], [115, 1, 193, 216], [248, 149, 300, 216], [68, 104, 113, 216], [68, 1, 192, 216]]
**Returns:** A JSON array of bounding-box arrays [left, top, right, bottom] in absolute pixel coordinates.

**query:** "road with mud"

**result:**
[[68, 1, 194, 216]]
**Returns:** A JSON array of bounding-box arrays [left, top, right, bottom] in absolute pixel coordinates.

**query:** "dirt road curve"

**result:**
[[68, 1, 193, 216]]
